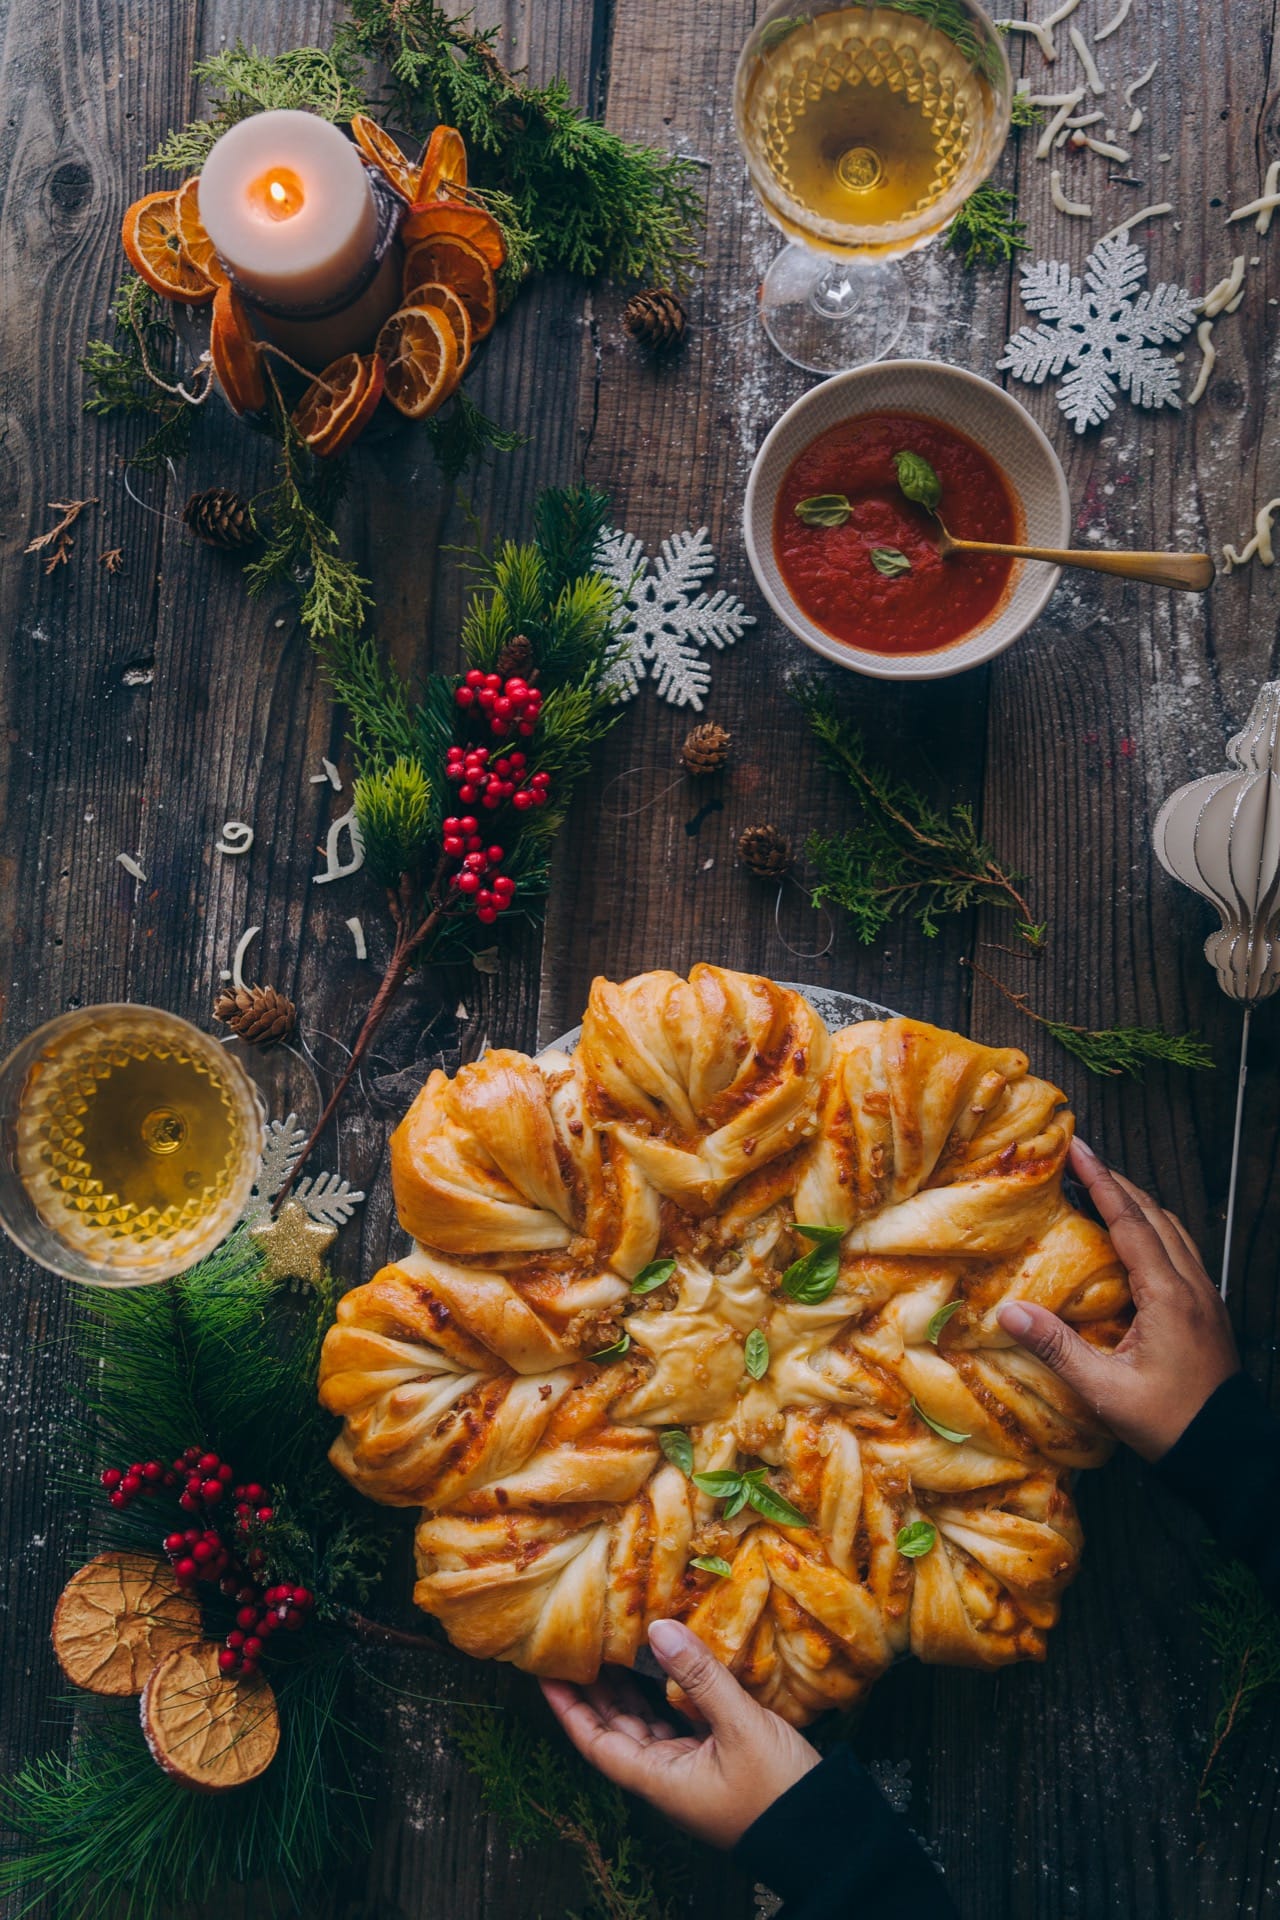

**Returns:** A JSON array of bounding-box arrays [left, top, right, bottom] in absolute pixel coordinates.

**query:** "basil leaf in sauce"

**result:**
[[911, 1396, 971, 1444], [631, 1257, 677, 1295], [744, 1328, 770, 1379], [690, 1554, 734, 1578], [794, 493, 853, 527], [894, 449, 942, 512], [870, 547, 912, 577], [590, 1331, 631, 1363], [895, 1520, 938, 1559], [660, 1429, 694, 1476], [927, 1300, 963, 1345], [744, 1477, 809, 1529]]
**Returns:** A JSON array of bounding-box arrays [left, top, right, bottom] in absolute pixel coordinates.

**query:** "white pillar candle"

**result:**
[[199, 110, 403, 369]]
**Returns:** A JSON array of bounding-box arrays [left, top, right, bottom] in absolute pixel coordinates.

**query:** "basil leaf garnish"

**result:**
[[793, 1222, 844, 1243], [870, 547, 911, 578], [631, 1257, 676, 1295], [893, 449, 942, 511], [692, 1469, 744, 1498], [590, 1331, 631, 1363], [927, 1300, 962, 1345], [794, 493, 852, 528], [895, 1520, 937, 1559], [745, 1479, 808, 1529], [722, 1484, 751, 1520], [660, 1429, 693, 1476], [781, 1239, 841, 1304], [690, 1553, 734, 1578], [911, 1397, 970, 1444], [744, 1328, 770, 1379]]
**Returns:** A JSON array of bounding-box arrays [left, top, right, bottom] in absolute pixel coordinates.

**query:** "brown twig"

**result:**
[[99, 546, 125, 574], [271, 869, 452, 1212], [341, 1606, 452, 1653], [964, 957, 1068, 1032], [25, 499, 98, 573]]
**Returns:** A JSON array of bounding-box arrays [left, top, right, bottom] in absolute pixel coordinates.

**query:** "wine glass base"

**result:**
[[759, 245, 910, 374]]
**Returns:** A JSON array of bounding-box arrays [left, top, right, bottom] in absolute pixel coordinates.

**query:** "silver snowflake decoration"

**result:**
[[997, 234, 1198, 433], [243, 1112, 365, 1249], [595, 525, 754, 711]]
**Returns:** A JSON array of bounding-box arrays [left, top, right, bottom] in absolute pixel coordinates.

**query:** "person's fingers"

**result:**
[[1109, 1172, 1202, 1283], [997, 1300, 1120, 1410], [1161, 1208, 1212, 1286], [1067, 1141, 1181, 1299], [584, 1677, 663, 1746], [647, 1621, 756, 1739], [538, 1681, 657, 1792]]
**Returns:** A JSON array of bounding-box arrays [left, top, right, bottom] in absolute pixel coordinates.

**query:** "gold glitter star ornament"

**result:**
[[248, 1200, 335, 1289]]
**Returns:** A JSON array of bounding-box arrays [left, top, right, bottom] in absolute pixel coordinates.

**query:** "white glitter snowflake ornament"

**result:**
[[998, 234, 1198, 432], [595, 525, 754, 711]]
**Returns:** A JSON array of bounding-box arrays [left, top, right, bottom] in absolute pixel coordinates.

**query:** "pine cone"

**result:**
[[183, 488, 256, 552], [496, 632, 535, 677], [623, 288, 688, 354], [681, 722, 732, 776], [738, 823, 791, 879], [213, 984, 296, 1047]]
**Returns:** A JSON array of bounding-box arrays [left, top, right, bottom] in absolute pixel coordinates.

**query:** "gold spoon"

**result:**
[[934, 519, 1215, 593]]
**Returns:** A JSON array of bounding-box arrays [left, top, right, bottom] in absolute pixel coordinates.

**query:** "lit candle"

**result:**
[[199, 110, 403, 370]]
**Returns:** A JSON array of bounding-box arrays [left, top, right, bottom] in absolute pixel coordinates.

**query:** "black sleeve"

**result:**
[[1153, 1370, 1280, 1605], [732, 1744, 960, 1919]]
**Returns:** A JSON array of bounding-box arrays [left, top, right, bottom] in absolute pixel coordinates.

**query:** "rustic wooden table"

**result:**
[[3, 2, 1279, 1916]]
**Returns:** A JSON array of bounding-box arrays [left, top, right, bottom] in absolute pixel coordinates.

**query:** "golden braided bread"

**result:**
[[319, 965, 1129, 1724]]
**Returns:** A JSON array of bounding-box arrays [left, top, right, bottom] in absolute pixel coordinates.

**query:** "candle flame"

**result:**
[[248, 166, 305, 222]]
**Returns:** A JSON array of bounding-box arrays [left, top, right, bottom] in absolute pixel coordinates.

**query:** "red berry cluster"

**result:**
[[439, 819, 518, 925], [102, 1446, 312, 1680], [444, 744, 551, 813], [454, 670, 543, 738]]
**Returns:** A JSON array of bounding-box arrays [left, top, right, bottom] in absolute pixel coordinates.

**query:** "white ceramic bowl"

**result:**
[[742, 360, 1070, 681]]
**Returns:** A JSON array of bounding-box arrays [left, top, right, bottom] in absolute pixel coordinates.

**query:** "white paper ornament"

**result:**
[[1153, 681, 1280, 1293]]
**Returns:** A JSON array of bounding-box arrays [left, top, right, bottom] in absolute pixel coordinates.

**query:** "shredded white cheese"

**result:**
[[999, 18, 1056, 62], [1222, 499, 1280, 573], [312, 806, 365, 885], [1042, 0, 1083, 27], [1186, 321, 1216, 406], [1121, 59, 1157, 134], [1226, 287, 1246, 313], [1079, 134, 1130, 161], [1099, 202, 1173, 243], [1062, 110, 1104, 129], [1093, 0, 1133, 40], [215, 821, 254, 856], [1051, 169, 1093, 217], [1201, 255, 1246, 318], [1036, 88, 1087, 159], [345, 916, 367, 960], [1228, 162, 1280, 235], [231, 925, 261, 993], [116, 853, 146, 883], [1069, 26, 1105, 95]]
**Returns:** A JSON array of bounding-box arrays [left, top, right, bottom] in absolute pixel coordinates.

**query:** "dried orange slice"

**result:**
[[210, 282, 267, 415], [293, 351, 387, 457], [52, 1552, 202, 1697], [376, 305, 461, 418], [402, 199, 506, 269], [173, 177, 226, 288], [415, 124, 468, 200], [122, 190, 215, 304], [401, 234, 497, 341], [141, 1639, 280, 1789], [350, 112, 416, 200], [397, 279, 471, 366]]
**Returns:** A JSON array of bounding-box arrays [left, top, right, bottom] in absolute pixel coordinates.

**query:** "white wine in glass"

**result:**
[[734, 0, 1012, 372], [0, 1005, 263, 1287]]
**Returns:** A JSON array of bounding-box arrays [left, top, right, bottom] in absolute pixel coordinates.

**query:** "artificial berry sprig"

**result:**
[[101, 1445, 313, 1679], [454, 669, 543, 738], [443, 744, 552, 812]]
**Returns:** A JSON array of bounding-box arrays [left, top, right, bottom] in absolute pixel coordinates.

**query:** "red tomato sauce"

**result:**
[[773, 411, 1019, 656]]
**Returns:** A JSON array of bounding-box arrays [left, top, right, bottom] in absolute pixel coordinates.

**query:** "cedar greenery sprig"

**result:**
[[1195, 1557, 1280, 1809], [944, 91, 1042, 270], [273, 485, 626, 1205], [794, 680, 1044, 947], [967, 959, 1214, 1080], [457, 1707, 689, 1920], [0, 1228, 416, 1919]]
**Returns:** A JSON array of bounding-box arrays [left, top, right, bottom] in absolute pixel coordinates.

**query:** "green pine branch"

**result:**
[[794, 679, 1041, 945], [457, 1708, 683, 1920], [80, 274, 198, 472], [968, 960, 1214, 1081], [1196, 1558, 1280, 1808], [945, 89, 1042, 271], [147, 45, 369, 173]]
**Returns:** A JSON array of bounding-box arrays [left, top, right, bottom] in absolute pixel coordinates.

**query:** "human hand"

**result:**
[[997, 1137, 1239, 1461], [539, 1618, 819, 1849]]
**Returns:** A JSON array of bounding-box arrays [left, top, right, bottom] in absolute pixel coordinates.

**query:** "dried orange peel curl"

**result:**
[[122, 190, 217, 305], [376, 305, 463, 419], [292, 351, 388, 458]]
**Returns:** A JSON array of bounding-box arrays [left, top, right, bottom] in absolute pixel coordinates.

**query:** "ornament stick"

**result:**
[[1154, 680, 1280, 1298]]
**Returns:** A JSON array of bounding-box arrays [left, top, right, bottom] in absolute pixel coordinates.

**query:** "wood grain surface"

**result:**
[[2, 0, 1278, 1915]]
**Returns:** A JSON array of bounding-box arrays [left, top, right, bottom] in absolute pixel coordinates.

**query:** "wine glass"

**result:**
[[734, 0, 1012, 373], [0, 1005, 264, 1287]]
